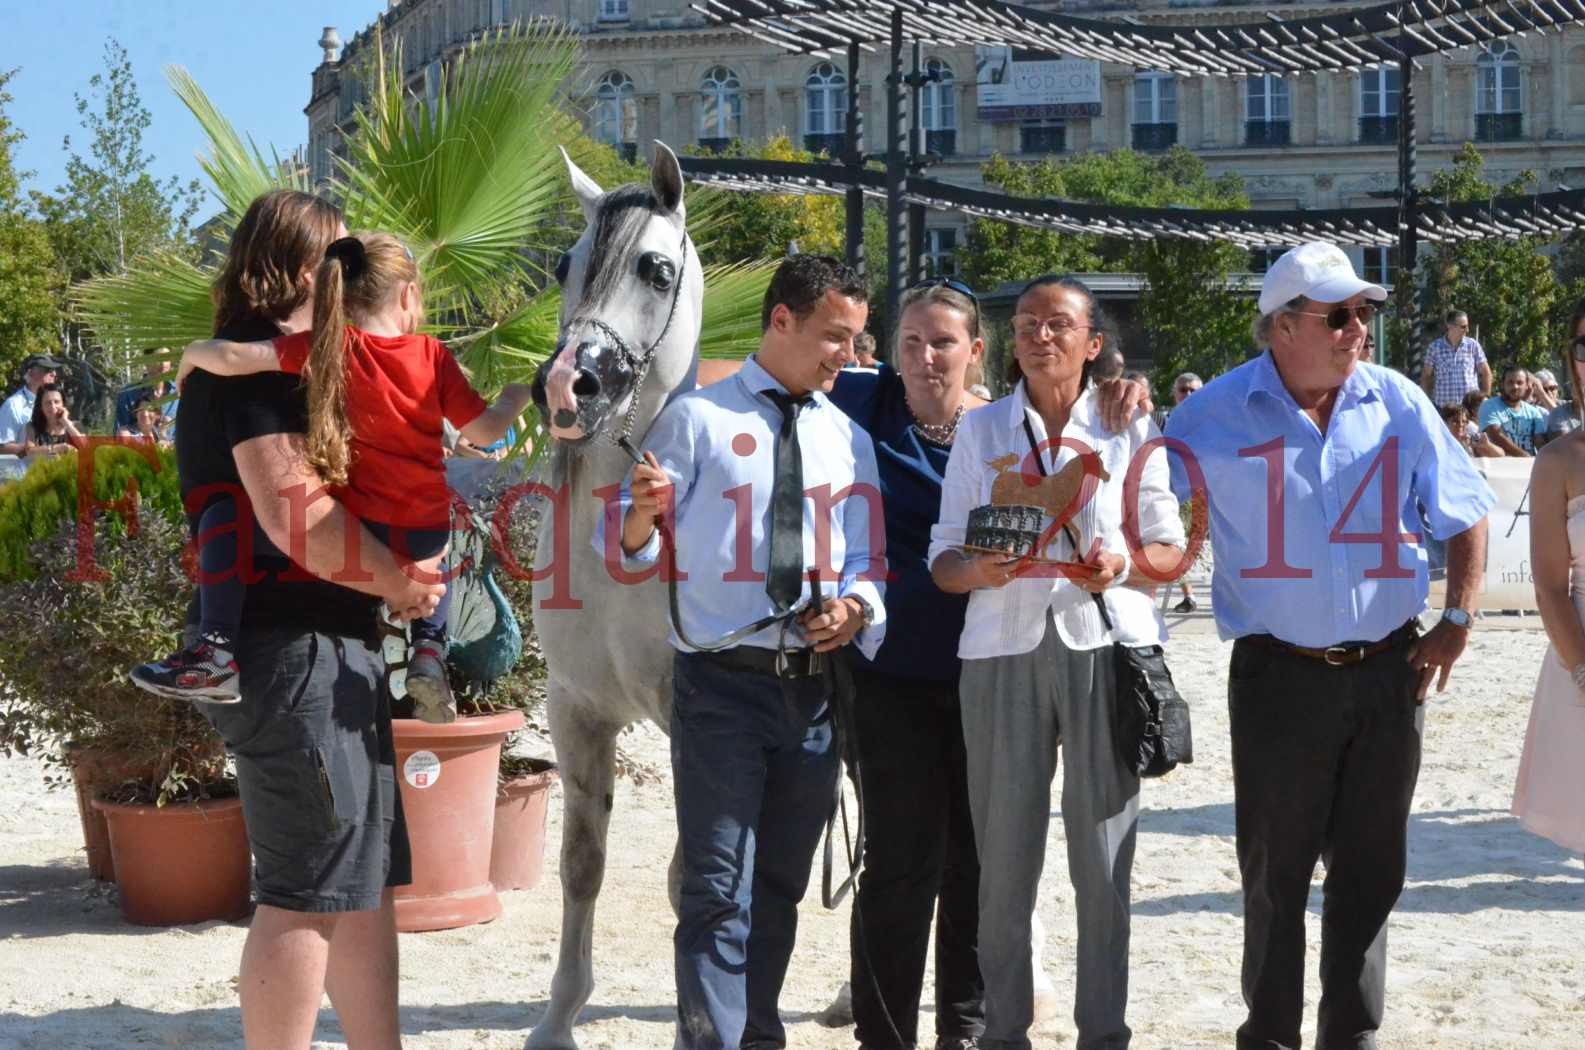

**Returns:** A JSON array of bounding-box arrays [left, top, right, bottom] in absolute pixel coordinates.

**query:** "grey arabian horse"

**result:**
[[526, 142, 699, 1050]]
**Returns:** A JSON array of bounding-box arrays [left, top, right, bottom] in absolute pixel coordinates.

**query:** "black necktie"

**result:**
[[763, 389, 810, 611]]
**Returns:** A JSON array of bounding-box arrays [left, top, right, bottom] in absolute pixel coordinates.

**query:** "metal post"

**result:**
[[1396, 49, 1418, 373], [884, 8, 906, 332], [844, 39, 865, 282], [907, 41, 927, 284]]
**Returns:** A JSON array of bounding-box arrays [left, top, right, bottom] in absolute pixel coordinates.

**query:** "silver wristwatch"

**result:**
[[846, 594, 876, 628], [1441, 607, 1474, 629]]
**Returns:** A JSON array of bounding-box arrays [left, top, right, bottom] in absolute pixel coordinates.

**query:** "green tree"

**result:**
[[32, 39, 203, 284], [960, 148, 1252, 397], [1413, 143, 1563, 375], [0, 68, 65, 380], [687, 136, 846, 267]]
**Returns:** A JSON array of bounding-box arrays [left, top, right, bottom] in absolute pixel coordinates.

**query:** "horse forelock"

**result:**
[[579, 184, 671, 311]]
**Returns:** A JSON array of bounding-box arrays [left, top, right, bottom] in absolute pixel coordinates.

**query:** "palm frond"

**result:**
[[166, 66, 307, 226], [699, 261, 777, 359], [74, 252, 214, 353], [336, 22, 584, 313]]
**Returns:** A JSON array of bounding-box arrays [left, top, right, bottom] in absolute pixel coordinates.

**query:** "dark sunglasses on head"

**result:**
[[907, 275, 981, 329], [1572, 335, 1585, 362], [1291, 303, 1378, 330]]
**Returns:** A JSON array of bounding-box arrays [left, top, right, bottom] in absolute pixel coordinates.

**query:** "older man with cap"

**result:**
[[0, 354, 64, 482], [1164, 242, 1493, 1050]]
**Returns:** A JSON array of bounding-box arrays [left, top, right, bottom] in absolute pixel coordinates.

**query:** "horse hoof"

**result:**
[[816, 981, 854, 1028], [525, 1025, 578, 1050]]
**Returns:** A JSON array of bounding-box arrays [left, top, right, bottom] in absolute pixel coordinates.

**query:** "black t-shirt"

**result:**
[[176, 317, 380, 637]]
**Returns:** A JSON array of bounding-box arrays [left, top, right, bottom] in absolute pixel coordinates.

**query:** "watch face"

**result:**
[[1443, 608, 1472, 627]]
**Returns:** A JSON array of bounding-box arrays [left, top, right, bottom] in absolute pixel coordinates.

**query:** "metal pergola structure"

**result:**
[[676, 0, 1585, 336]]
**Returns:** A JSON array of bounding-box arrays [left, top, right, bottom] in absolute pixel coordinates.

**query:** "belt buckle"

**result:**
[[1323, 645, 1363, 667], [774, 647, 822, 679]]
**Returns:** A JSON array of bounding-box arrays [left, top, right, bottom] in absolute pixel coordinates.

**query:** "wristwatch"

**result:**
[[845, 594, 876, 628], [1441, 607, 1474, 629]]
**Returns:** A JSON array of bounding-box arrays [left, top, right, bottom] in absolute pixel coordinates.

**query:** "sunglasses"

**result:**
[[908, 275, 981, 330], [1290, 303, 1378, 330]]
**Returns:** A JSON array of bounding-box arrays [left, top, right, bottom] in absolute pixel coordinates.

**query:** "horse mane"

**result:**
[[580, 184, 668, 311]]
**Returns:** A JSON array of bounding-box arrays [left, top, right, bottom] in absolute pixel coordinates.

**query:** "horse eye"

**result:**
[[554, 253, 570, 285], [638, 252, 674, 291]]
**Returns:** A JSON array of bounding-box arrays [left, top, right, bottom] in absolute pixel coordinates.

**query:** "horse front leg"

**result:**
[[528, 700, 620, 1050]]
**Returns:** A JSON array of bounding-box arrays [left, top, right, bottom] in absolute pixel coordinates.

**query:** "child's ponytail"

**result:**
[[307, 237, 359, 487]]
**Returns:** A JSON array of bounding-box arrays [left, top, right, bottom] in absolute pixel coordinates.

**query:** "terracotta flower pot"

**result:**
[[65, 744, 160, 882], [391, 710, 524, 932], [490, 759, 558, 892], [90, 797, 251, 926]]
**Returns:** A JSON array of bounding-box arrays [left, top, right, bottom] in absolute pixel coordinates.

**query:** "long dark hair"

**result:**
[[27, 383, 64, 436], [212, 190, 344, 334], [1005, 274, 1108, 388], [1565, 296, 1585, 422]]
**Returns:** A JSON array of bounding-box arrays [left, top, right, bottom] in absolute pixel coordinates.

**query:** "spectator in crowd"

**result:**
[[1531, 368, 1561, 411], [20, 383, 83, 466], [1360, 332, 1376, 363], [1093, 345, 1125, 382], [1479, 365, 1548, 456], [126, 395, 173, 449], [1422, 309, 1491, 406], [114, 357, 177, 437], [1155, 371, 1205, 613], [1440, 403, 1502, 458], [0, 354, 63, 482], [851, 330, 879, 368], [1540, 313, 1585, 448]]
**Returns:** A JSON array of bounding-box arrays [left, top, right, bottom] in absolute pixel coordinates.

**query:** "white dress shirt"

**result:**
[[0, 387, 36, 481], [929, 382, 1185, 657]]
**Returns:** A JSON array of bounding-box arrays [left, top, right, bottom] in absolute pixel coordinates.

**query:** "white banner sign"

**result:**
[[974, 46, 1102, 122], [1428, 457, 1534, 611]]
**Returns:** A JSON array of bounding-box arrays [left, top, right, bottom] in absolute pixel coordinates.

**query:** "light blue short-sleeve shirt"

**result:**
[[1164, 354, 1495, 647]]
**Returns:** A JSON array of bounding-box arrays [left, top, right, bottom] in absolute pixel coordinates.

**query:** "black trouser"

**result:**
[[1227, 630, 1424, 1050], [850, 664, 984, 1049]]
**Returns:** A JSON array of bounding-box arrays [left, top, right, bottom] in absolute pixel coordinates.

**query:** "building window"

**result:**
[[804, 62, 847, 156], [698, 66, 742, 153], [1132, 71, 1177, 150], [1020, 119, 1066, 155], [1476, 45, 1522, 142], [1247, 247, 1283, 274], [1359, 66, 1401, 144], [1361, 246, 1397, 286], [594, 71, 638, 164], [599, 0, 630, 20], [1245, 75, 1291, 146], [922, 58, 957, 156], [925, 228, 959, 277]]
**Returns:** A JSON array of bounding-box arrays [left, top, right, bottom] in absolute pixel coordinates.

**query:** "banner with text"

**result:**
[[1430, 457, 1535, 611], [974, 47, 1102, 122]]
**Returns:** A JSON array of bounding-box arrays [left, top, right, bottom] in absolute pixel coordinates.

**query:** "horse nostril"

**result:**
[[572, 369, 601, 398]]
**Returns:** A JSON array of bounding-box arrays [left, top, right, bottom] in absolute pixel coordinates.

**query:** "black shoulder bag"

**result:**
[[1022, 417, 1192, 778]]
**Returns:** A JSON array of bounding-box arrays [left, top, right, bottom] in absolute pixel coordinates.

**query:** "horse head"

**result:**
[[532, 141, 703, 449]]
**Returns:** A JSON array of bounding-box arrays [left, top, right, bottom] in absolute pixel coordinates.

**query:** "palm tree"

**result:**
[[74, 20, 775, 463]]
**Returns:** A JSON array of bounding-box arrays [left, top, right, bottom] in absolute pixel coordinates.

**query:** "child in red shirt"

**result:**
[[132, 233, 533, 722]]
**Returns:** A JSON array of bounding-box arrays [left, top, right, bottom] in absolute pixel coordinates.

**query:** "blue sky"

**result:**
[[2, 1, 386, 207]]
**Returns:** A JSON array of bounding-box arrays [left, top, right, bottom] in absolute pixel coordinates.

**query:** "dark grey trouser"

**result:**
[[960, 612, 1138, 1050], [1228, 633, 1424, 1050]]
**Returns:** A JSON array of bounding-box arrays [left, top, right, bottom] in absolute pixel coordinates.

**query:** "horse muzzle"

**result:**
[[532, 335, 638, 444]]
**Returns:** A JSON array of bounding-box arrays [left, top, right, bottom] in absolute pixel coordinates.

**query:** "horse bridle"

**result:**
[[560, 225, 692, 451]]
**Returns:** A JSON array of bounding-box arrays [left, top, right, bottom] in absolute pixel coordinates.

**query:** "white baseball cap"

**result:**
[[1258, 242, 1388, 316]]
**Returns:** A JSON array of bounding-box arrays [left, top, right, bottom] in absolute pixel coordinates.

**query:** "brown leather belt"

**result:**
[[1242, 620, 1419, 668]]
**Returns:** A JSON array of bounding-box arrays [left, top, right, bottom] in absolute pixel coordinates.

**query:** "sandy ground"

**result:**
[[2, 614, 1582, 1050]]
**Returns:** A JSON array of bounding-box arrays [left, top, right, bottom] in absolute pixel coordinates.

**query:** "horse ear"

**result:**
[[651, 141, 685, 218], [560, 146, 604, 223]]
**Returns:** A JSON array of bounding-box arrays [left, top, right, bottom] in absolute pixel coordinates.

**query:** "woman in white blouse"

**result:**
[[930, 275, 1186, 1050]]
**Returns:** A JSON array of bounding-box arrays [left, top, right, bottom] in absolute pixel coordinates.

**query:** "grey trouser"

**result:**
[[960, 612, 1139, 1050]]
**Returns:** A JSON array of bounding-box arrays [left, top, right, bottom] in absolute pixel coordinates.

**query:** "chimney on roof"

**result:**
[[318, 26, 342, 64]]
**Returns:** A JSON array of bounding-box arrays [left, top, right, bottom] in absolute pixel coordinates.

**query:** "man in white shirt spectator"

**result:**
[[0, 354, 64, 482], [1421, 309, 1491, 406]]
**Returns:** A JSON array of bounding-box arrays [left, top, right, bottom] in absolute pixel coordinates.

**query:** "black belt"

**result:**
[[1242, 619, 1419, 667], [693, 644, 824, 680]]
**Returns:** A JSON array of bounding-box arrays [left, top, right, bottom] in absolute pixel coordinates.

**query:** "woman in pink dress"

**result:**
[[1514, 297, 1585, 851]]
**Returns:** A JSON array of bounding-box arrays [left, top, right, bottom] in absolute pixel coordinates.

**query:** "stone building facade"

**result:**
[[305, 0, 1585, 280]]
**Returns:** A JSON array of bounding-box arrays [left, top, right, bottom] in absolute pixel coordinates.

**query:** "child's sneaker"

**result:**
[[405, 640, 456, 724], [130, 642, 241, 704]]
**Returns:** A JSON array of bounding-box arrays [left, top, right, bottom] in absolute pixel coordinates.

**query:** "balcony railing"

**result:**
[[1358, 115, 1399, 145], [1131, 122, 1177, 151], [1244, 119, 1291, 146], [926, 129, 957, 157], [803, 132, 846, 157], [1475, 112, 1523, 142], [1020, 124, 1066, 155]]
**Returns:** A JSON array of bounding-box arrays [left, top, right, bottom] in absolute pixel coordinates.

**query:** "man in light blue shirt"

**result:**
[[1165, 242, 1492, 1050], [613, 255, 886, 1050], [0, 354, 63, 482]]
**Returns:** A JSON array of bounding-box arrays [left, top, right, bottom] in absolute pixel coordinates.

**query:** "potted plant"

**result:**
[[0, 445, 249, 924]]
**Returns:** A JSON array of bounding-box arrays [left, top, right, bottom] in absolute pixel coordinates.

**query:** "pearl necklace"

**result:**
[[905, 391, 965, 445]]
